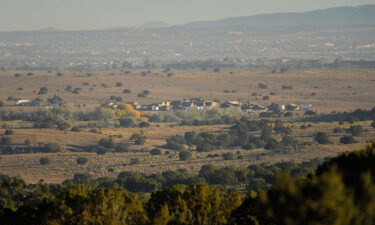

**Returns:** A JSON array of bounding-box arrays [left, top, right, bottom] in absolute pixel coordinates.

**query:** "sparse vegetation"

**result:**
[[315, 132, 330, 144], [39, 157, 50, 165], [76, 157, 88, 165], [179, 151, 192, 161]]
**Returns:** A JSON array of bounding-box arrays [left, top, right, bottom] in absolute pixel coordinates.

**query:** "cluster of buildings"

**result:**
[[128, 98, 219, 111], [101, 98, 312, 113], [266, 102, 312, 112], [14, 96, 64, 107]]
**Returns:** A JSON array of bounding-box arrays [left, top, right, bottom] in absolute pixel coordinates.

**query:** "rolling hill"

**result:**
[[182, 5, 375, 28]]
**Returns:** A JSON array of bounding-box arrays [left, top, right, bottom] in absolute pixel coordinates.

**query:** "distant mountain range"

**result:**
[[8, 4, 375, 33], [182, 5, 375, 28]]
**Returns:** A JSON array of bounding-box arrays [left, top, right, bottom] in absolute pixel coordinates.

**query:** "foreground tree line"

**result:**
[[0, 143, 374, 225], [62, 159, 321, 193]]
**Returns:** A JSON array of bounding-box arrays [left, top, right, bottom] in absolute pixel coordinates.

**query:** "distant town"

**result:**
[[0, 24, 374, 72], [101, 98, 312, 113]]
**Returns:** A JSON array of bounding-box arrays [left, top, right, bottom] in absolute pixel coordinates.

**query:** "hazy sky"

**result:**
[[1, 0, 374, 31]]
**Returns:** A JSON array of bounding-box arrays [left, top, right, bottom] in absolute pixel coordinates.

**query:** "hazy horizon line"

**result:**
[[1, 3, 373, 33]]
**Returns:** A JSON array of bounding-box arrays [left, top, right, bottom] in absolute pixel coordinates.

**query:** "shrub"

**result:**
[[347, 125, 363, 136], [314, 132, 330, 144], [115, 143, 130, 152], [264, 139, 279, 150], [0, 101, 4, 107], [333, 127, 344, 133], [258, 83, 268, 89], [76, 157, 88, 165], [38, 87, 48, 95], [24, 139, 31, 145], [372, 121, 375, 129], [262, 96, 270, 100], [259, 112, 273, 118], [116, 82, 123, 87], [242, 143, 255, 150], [4, 130, 14, 135], [305, 110, 317, 115], [39, 157, 50, 165], [150, 148, 162, 155], [142, 90, 150, 95], [196, 143, 214, 152], [179, 151, 192, 161], [1, 137, 11, 144], [284, 112, 293, 117], [340, 136, 356, 144], [44, 143, 61, 153], [135, 136, 146, 145], [98, 138, 115, 148], [119, 117, 136, 128], [282, 85, 293, 90], [222, 152, 236, 160], [139, 122, 150, 128], [57, 121, 70, 130], [122, 89, 131, 94], [71, 126, 83, 132], [96, 146, 111, 155], [130, 158, 140, 165], [282, 136, 298, 146]]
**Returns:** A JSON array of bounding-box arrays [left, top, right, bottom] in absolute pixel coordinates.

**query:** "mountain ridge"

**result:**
[[181, 4, 375, 28], [1, 4, 374, 33]]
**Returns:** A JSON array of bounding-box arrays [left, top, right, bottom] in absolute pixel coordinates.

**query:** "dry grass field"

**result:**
[[0, 68, 374, 183], [0, 68, 374, 112], [0, 120, 374, 183]]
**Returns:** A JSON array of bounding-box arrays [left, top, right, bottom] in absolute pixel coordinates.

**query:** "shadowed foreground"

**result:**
[[0, 143, 374, 225]]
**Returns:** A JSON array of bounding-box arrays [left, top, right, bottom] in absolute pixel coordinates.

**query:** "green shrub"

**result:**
[[24, 139, 31, 145], [222, 152, 236, 160], [340, 136, 356, 144], [130, 158, 140, 165], [314, 132, 330, 144], [1, 137, 11, 144], [134, 136, 146, 145], [4, 130, 14, 135], [44, 143, 61, 153], [347, 125, 363, 136], [150, 148, 162, 155], [76, 157, 88, 165], [115, 143, 130, 152], [39, 157, 50, 165], [71, 126, 83, 132], [179, 151, 192, 161], [122, 89, 131, 94]]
